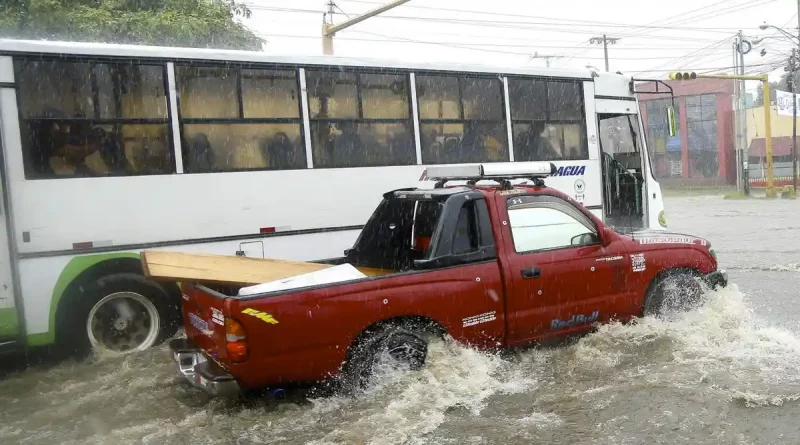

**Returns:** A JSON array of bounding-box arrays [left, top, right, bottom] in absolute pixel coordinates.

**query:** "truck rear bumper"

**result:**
[[701, 269, 728, 290], [169, 338, 240, 396]]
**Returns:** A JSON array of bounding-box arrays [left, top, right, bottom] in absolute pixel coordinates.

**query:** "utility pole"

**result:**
[[795, 1, 800, 193], [736, 30, 750, 195], [790, 48, 798, 193], [733, 39, 742, 193], [589, 34, 620, 72], [530, 52, 563, 68], [322, 0, 411, 55]]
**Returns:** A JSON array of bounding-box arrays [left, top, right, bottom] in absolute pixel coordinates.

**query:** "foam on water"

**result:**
[[304, 338, 535, 445]]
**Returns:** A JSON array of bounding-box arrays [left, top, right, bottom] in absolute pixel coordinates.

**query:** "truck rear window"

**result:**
[[348, 198, 444, 271]]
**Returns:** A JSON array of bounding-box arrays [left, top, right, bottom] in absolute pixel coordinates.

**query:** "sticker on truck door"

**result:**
[[462, 311, 497, 327]]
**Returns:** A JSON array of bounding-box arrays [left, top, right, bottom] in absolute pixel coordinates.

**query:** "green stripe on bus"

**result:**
[[29, 252, 142, 346], [0, 307, 19, 337]]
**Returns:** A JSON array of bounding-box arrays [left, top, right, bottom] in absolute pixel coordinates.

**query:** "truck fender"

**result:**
[[339, 315, 446, 391], [642, 267, 703, 316]]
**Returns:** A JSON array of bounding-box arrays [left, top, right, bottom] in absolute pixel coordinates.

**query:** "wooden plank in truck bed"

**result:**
[[140, 250, 391, 285]]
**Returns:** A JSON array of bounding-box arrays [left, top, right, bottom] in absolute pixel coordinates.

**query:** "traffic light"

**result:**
[[668, 72, 698, 80]]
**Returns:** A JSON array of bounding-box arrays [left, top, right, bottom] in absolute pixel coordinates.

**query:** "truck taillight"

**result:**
[[225, 318, 248, 363]]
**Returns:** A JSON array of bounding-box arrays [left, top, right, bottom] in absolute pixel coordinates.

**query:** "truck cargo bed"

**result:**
[[140, 250, 393, 286]]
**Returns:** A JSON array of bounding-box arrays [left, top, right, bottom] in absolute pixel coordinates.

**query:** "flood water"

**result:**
[[3, 194, 800, 445]]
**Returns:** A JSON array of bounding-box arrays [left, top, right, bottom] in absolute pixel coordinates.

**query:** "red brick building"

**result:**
[[637, 79, 736, 185]]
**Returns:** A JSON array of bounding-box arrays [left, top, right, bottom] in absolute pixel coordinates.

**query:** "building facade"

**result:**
[[637, 79, 735, 185]]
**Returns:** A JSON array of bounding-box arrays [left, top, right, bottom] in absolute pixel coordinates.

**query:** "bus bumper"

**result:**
[[701, 269, 728, 290], [169, 338, 240, 396]]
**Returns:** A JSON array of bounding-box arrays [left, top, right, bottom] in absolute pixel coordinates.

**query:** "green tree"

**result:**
[[0, 0, 263, 50]]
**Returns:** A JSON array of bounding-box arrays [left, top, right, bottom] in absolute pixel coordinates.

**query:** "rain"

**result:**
[[2, 0, 800, 444]]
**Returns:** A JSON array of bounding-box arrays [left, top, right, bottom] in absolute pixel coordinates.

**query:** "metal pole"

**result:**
[[793, 48, 798, 194], [795, 2, 800, 193], [738, 30, 749, 195], [321, 0, 410, 55], [764, 79, 777, 197], [603, 34, 610, 72], [733, 40, 742, 193]]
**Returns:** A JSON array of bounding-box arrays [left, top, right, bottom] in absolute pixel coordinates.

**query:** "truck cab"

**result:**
[[166, 162, 726, 396]]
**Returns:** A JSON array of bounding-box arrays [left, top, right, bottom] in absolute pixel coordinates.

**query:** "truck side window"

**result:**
[[507, 196, 597, 253], [452, 203, 479, 254]]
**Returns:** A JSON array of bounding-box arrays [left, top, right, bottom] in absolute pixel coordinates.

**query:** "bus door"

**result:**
[[0, 57, 20, 344], [0, 121, 19, 343], [596, 106, 647, 232]]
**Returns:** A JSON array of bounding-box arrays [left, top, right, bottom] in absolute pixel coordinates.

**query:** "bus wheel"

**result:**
[[60, 273, 178, 357]]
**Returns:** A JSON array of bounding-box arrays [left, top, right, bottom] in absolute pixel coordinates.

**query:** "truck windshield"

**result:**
[[348, 198, 444, 271]]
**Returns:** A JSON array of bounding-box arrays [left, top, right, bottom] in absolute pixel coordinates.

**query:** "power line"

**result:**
[[242, 5, 766, 35], [260, 32, 736, 51], [316, 0, 755, 32]]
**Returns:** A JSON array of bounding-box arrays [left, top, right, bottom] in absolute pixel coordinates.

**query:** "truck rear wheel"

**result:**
[[643, 270, 704, 317], [57, 273, 180, 357], [342, 325, 429, 392]]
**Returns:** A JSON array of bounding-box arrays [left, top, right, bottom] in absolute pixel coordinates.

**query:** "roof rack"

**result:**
[[420, 162, 556, 189]]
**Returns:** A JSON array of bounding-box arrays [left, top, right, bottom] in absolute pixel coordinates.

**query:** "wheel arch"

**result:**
[[641, 266, 703, 313], [31, 253, 180, 346], [342, 314, 447, 368]]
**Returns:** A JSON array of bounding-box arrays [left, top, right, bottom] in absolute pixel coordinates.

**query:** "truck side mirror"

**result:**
[[570, 232, 598, 246], [666, 106, 677, 137]]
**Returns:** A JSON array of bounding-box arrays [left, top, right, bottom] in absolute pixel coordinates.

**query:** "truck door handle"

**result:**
[[521, 267, 541, 279]]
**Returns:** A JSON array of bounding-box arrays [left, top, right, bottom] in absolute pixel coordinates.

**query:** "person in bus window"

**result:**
[[264, 132, 295, 170], [188, 133, 215, 173], [333, 121, 365, 168], [49, 132, 99, 177], [518, 121, 559, 161], [90, 127, 134, 175]]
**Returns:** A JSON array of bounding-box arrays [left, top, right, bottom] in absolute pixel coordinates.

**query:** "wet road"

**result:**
[[3, 194, 800, 445]]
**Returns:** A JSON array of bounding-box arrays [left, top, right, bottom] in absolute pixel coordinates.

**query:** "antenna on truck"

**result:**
[[421, 162, 557, 189]]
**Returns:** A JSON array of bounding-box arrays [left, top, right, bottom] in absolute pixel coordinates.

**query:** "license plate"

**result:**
[[188, 312, 209, 333]]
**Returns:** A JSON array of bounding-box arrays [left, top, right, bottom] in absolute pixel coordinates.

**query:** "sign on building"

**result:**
[[775, 90, 800, 117]]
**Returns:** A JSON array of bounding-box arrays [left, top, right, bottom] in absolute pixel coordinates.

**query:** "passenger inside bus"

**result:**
[[331, 121, 366, 167], [186, 133, 215, 173], [516, 121, 560, 162], [263, 132, 295, 170]]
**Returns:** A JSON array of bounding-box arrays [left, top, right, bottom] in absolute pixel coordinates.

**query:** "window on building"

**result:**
[[416, 75, 509, 164], [685, 94, 718, 178], [306, 70, 415, 168], [508, 79, 587, 162], [15, 59, 172, 179], [177, 66, 306, 173], [644, 98, 682, 179]]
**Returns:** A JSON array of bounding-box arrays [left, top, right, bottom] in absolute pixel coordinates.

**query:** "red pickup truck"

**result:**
[[169, 163, 726, 396]]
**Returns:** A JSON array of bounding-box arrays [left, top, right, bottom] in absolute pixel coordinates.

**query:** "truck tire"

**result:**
[[342, 325, 429, 393], [57, 273, 180, 357], [642, 270, 704, 317]]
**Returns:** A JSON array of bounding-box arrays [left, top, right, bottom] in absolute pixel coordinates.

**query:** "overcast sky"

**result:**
[[241, 0, 798, 89]]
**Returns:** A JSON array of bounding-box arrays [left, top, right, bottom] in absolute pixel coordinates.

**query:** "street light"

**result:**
[[759, 22, 800, 42]]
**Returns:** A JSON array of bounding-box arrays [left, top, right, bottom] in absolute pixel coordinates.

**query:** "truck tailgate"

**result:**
[[181, 283, 230, 365]]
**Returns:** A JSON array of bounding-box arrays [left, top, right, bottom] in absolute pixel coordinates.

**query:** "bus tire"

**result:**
[[642, 269, 703, 317], [57, 273, 180, 357], [341, 324, 429, 393]]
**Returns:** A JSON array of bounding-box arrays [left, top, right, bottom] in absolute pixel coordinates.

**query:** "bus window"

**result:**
[[416, 75, 508, 165], [15, 59, 171, 179], [508, 79, 587, 162], [176, 66, 306, 172], [306, 70, 415, 168]]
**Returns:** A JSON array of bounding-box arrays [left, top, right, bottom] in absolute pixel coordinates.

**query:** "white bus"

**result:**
[[0, 39, 668, 357]]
